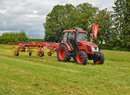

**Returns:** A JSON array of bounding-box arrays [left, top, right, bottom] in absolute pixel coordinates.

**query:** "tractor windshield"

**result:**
[[77, 32, 87, 42]]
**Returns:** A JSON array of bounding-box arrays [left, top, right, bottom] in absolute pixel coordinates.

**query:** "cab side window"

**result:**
[[68, 32, 75, 45], [68, 32, 74, 41], [63, 33, 68, 42]]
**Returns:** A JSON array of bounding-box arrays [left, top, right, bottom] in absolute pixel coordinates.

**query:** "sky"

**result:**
[[0, 0, 115, 38]]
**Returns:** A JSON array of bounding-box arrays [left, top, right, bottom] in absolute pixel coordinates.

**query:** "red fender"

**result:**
[[60, 42, 72, 51]]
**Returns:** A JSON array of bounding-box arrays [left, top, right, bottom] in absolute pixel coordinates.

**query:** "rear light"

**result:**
[[86, 45, 92, 52]]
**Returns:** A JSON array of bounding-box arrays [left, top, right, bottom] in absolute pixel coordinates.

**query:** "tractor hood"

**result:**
[[80, 41, 99, 52], [80, 41, 98, 47]]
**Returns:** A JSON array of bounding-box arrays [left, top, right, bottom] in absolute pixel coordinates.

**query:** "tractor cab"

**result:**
[[63, 28, 87, 42], [62, 28, 88, 50], [57, 28, 104, 65]]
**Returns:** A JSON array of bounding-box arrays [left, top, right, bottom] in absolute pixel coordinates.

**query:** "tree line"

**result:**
[[44, 0, 130, 51], [0, 32, 44, 44], [0, 0, 129, 51]]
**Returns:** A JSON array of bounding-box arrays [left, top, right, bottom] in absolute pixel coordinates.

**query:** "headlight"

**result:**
[[92, 47, 99, 52]]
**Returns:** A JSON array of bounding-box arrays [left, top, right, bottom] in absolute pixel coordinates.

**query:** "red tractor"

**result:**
[[57, 28, 104, 65]]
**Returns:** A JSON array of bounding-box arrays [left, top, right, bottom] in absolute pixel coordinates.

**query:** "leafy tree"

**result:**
[[93, 9, 113, 45], [44, 4, 76, 42], [75, 3, 98, 39], [113, 0, 130, 50], [126, 0, 130, 50], [44, 2, 113, 48], [44, 3, 98, 42]]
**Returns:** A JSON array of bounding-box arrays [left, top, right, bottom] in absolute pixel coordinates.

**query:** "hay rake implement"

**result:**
[[14, 42, 59, 57]]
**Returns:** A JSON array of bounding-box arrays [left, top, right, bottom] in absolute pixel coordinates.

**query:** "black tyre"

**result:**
[[93, 52, 104, 64], [38, 51, 44, 57], [14, 50, 19, 56], [72, 56, 76, 62], [76, 51, 88, 65], [29, 52, 32, 56], [57, 44, 71, 62], [48, 52, 52, 56]]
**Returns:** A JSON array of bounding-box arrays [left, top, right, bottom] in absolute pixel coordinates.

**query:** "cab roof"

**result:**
[[63, 29, 87, 33]]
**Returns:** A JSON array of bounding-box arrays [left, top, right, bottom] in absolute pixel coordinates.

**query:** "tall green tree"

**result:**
[[44, 3, 98, 42], [126, 0, 130, 50], [75, 3, 98, 39], [44, 4, 76, 42], [44, 3, 113, 45], [113, 0, 130, 50], [93, 9, 113, 45]]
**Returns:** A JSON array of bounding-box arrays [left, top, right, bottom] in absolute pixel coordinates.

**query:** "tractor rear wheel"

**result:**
[[76, 51, 88, 65], [93, 52, 104, 64], [57, 45, 71, 62]]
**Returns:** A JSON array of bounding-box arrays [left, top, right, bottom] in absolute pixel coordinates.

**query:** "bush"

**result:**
[[0, 32, 45, 44], [0, 32, 28, 44], [126, 42, 130, 51]]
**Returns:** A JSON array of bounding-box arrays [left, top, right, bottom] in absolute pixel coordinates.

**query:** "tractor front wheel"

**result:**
[[93, 52, 104, 64], [57, 45, 71, 62], [76, 51, 88, 65]]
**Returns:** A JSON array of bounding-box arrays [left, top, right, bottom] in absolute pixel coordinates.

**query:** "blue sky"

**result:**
[[0, 0, 115, 38]]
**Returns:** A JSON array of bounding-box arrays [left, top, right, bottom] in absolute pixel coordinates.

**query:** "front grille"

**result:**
[[95, 47, 97, 51]]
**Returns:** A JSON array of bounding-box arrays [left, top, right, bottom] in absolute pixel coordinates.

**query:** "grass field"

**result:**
[[0, 44, 130, 95]]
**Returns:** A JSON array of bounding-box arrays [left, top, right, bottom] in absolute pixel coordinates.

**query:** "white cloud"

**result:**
[[0, 0, 115, 38], [26, 14, 40, 18], [0, 10, 7, 14]]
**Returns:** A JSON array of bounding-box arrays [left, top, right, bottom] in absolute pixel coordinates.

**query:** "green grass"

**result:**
[[0, 44, 130, 95]]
